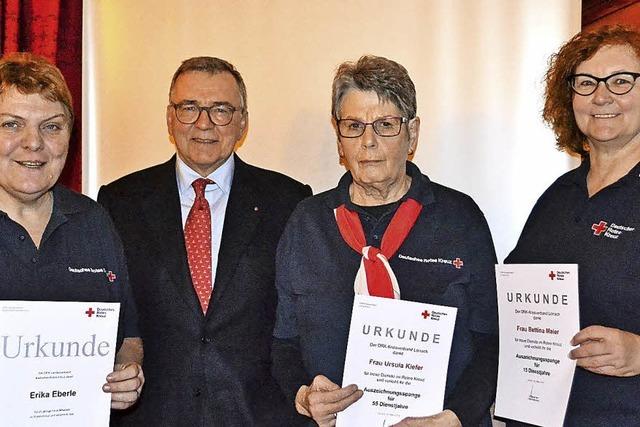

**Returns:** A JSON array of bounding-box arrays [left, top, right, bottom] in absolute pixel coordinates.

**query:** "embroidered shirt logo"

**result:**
[[591, 220, 635, 240], [68, 267, 117, 283], [398, 254, 465, 269], [591, 221, 608, 236]]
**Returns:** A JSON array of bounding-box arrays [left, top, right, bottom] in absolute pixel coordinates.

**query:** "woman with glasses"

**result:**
[[505, 26, 640, 425], [273, 55, 498, 427]]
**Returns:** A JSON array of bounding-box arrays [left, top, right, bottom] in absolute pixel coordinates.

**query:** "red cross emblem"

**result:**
[[453, 258, 464, 269], [85, 307, 95, 317], [548, 271, 556, 280], [421, 310, 430, 319], [592, 221, 608, 236], [106, 271, 117, 282]]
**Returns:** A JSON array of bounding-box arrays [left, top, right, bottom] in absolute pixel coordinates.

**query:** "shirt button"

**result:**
[[373, 234, 380, 240], [194, 388, 202, 397], [18, 235, 26, 241], [31, 257, 37, 263]]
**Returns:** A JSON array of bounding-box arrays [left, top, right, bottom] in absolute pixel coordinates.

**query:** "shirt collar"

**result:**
[[0, 185, 82, 241], [559, 157, 589, 187], [327, 161, 435, 209], [0, 185, 84, 216], [51, 184, 86, 215], [561, 156, 640, 190], [45, 185, 80, 236], [623, 159, 640, 186], [175, 154, 234, 197]]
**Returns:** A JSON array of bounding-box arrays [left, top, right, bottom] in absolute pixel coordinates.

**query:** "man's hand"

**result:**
[[391, 409, 462, 427], [570, 325, 640, 377], [295, 375, 363, 426]]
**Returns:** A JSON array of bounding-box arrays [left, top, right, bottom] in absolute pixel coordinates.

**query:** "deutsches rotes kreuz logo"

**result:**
[[591, 220, 635, 240], [398, 254, 464, 269]]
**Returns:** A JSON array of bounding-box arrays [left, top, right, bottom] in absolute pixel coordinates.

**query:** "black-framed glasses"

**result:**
[[170, 102, 241, 125], [336, 116, 407, 138], [568, 72, 640, 96]]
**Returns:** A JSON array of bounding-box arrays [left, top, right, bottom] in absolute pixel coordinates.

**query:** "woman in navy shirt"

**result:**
[[274, 55, 498, 427], [506, 26, 640, 426], [0, 52, 143, 411]]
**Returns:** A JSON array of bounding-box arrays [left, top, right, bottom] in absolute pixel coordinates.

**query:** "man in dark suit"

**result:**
[[98, 57, 311, 426]]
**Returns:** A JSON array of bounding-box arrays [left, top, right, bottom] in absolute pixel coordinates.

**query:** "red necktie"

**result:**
[[185, 178, 214, 313]]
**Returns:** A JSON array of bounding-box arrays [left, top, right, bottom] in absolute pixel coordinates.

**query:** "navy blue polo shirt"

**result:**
[[274, 162, 498, 425], [506, 159, 640, 426], [0, 184, 139, 349]]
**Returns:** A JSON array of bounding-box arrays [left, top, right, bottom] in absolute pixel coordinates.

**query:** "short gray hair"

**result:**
[[332, 55, 416, 119], [169, 56, 247, 110]]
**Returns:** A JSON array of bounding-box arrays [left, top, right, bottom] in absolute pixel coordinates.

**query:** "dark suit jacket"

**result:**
[[98, 154, 311, 426]]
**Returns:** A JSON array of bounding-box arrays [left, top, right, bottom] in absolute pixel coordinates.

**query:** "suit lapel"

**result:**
[[140, 157, 203, 317], [209, 156, 261, 312]]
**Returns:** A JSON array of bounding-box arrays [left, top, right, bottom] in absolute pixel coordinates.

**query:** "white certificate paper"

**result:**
[[0, 301, 120, 426], [494, 264, 579, 427], [337, 295, 457, 427]]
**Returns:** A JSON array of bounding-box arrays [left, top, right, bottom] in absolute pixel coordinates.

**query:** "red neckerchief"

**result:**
[[335, 198, 422, 298]]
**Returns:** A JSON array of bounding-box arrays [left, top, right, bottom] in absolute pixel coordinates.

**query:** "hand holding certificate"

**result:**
[[0, 301, 120, 426], [294, 375, 363, 425], [336, 295, 457, 427], [104, 358, 144, 410]]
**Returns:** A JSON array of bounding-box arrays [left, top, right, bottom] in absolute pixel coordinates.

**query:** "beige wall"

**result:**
[[84, 0, 581, 259]]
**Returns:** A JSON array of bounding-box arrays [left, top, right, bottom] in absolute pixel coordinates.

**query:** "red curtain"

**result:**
[[0, 0, 83, 192], [583, 1, 640, 31]]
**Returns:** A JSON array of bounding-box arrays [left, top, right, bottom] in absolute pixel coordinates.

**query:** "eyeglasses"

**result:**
[[568, 72, 640, 96], [336, 116, 407, 138], [170, 102, 241, 125]]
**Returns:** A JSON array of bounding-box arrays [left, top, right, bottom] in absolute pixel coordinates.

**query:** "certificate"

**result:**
[[0, 301, 120, 426], [494, 264, 579, 426], [337, 295, 457, 427]]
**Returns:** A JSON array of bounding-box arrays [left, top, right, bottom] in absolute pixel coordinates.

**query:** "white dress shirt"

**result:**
[[176, 155, 234, 289]]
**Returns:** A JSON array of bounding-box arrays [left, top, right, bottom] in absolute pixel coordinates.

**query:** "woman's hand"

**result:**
[[295, 375, 363, 426], [570, 325, 640, 377], [103, 362, 145, 409], [391, 410, 462, 426]]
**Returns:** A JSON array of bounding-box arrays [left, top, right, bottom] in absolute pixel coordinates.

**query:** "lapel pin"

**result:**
[[254, 206, 259, 212]]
